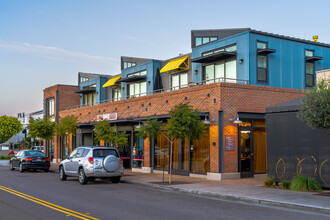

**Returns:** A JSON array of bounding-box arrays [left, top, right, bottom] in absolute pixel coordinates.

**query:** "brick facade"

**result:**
[[58, 82, 305, 173]]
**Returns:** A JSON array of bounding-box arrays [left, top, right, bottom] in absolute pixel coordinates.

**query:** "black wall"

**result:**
[[266, 111, 330, 188]]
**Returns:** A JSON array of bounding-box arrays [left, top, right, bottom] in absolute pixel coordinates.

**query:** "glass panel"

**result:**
[[124, 62, 127, 69], [127, 63, 131, 68], [135, 83, 140, 96], [92, 92, 96, 105], [172, 139, 179, 170], [254, 120, 265, 127], [257, 68, 267, 82], [172, 75, 179, 90], [203, 51, 213, 57], [195, 37, 202, 46], [87, 93, 93, 106], [182, 138, 189, 171], [305, 50, 314, 57], [240, 130, 252, 172], [253, 128, 266, 173], [117, 89, 121, 100], [257, 42, 267, 49], [83, 94, 88, 106], [180, 73, 188, 88], [132, 63, 136, 67], [215, 62, 225, 82], [140, 70, 147, 76], [203, 37, 210, 44], [129, 84, 135, 96], [257, 56, 267, 68], [225, 45, 237, 52], [210, 37, 217, 42], [133, 132, 144, 168], [191, 129, 210, 174], [225, 60, 237, 82], [306, 62, 314, 75], [154, 132, 169, 170], [205, 65, 215, 84], [306, 74, 314, 87], [140, 81, 146, 96]]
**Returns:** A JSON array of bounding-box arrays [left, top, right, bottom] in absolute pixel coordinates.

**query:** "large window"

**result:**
[[171, 72, 188, 90], [257, 42, 268, 83], [195, 37, 218, 47], [112, 87, 121, 101], [46, 98, 55, 116], [204, 59, 237, 84], [154, 132, 169, 170], [83, 93, 96, 106], [191, 129, 210, 174], [123, 62, 136, 69], [305, 50, 315, 88], [127, 70, 147, 97], [80, 76, 89, 83]]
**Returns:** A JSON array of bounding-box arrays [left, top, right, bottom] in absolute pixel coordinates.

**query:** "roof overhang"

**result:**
[[75, 88, 96, 93], [117, 75, 147, 83], [305, 56, 323, 62], [191, 51, 236, 63], [257, 48, 276, 55]]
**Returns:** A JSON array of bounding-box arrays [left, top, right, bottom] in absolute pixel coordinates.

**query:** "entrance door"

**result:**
[[172, 138, 190, 176], [239, 128, 254, 178]]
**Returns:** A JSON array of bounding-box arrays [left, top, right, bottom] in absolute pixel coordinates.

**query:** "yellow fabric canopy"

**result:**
[[102, 75, 121, 88], [160, 56, 189, 73]]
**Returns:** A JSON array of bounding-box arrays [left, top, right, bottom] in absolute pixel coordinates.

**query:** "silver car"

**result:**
[[59, 146, 123, 185]]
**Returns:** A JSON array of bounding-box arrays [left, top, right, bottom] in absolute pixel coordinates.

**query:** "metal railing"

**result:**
[[64, 77, 248, 111]]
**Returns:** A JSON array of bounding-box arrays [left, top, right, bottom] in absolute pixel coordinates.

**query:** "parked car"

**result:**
[[31, 146, 44, 151], [59, 146, 123, 185], [9, 150, 51, 172]]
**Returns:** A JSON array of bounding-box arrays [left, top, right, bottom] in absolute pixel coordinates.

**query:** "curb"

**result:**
[[121, 179, 330, 216]]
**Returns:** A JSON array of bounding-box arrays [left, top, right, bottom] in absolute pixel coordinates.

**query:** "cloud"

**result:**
[[0, 41, 119, 63]]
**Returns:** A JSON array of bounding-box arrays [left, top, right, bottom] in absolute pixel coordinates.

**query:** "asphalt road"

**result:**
[[0, 163, 329, 220]]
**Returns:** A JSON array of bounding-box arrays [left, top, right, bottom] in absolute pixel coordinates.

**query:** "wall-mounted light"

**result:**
[[147, 81, 151, 85], [230, 114, 243, 124], [239, 59, 244, 64], [203, 115, 210, 124], [122, 87, 125, 90], [194, 70, 198, 74], [136, 122, 142, 129]]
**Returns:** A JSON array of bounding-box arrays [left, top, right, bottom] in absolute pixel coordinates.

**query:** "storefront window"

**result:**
[[133, 133, 144, 168], [154, 133, 169, 170], [191, 129, 210, 174]]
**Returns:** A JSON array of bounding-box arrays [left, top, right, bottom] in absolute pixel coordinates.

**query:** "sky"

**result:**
[[1, 0, 330, 116]]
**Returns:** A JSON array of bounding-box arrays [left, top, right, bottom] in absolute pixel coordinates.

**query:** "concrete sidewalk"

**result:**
[[49, 164, 330, 215]]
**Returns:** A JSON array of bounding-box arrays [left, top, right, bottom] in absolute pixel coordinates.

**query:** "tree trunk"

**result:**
[[169, 140, 173, 184]]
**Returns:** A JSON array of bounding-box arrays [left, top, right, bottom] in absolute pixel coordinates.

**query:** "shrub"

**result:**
[[282, 180, 291, 189], [264, 176, 274, 187], [290, 176, 322, 192], [0, 155, 11, 160]]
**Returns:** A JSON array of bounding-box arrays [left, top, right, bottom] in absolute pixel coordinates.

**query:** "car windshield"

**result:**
[[25, 151, 45, 157], [93, 149, 118, 158]]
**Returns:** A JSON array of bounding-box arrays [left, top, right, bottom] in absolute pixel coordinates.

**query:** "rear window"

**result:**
[[25, 151, 45, 157], [93, 149, 118, 158]]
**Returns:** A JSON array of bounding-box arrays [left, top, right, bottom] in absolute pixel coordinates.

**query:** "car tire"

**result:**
[[19, 163, 24, 173], [110, 176, 121, 184], [9, 161, 14, 171], [44, 169, 49, 173], [78, 168, 88, 185], [59, 166, 67, 181]]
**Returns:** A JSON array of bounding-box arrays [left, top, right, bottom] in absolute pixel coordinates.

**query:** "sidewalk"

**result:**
[[49, 164, 330, 215]]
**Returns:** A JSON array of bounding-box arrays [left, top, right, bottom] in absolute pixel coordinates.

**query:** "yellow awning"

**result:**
[[102, 75, 121, 88], [160, 56, 189, 73]]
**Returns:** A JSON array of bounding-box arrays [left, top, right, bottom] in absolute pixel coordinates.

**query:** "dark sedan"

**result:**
[[9, 150, 51, 172]]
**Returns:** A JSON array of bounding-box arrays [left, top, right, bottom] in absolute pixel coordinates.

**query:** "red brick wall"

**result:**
[[58, 83, 305, 172]]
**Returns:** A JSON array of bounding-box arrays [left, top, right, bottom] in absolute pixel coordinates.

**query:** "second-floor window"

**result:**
[[112, 87, 121, 101], [305, 50, 315, 88], [257, 41, 268, 83], [195, 37, 218, 47], [171, 72, 188, 90], [128, 81, 147, 98], [203, 59, 237, 84], [80, 76, 89, 83], [123, 62, 137, 69], [83, 93, 96, 106], [46, 98, 55, 116]]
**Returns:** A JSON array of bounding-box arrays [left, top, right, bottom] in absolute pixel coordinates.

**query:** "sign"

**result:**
[[225, 135, 235, 151], [97, 113, 117, 121]]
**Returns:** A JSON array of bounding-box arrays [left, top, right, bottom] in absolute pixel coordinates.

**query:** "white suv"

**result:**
[[59, 146, 123, 185]]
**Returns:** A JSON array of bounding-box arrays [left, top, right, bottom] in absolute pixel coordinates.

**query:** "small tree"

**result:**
[[55, 115, 79, 137], [19, 138, 30, 149], [28, 116, 56, 142], [114, 132, 129, 151], [299, 79, 330, 130], [0, 115, 22, 144], [93, 119, 117, 146]]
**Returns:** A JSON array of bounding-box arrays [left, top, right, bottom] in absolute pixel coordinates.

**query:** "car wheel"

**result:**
[[78, 168, 88, 185], [110, 176, 121, 184], [19, 163, 24, 173], [59, 166, 67, 181], [9, 161, 15, 171]]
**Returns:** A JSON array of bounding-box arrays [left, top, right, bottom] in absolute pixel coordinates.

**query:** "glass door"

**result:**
[[239, 127, 254, 178], [172, 138, 190, 176]]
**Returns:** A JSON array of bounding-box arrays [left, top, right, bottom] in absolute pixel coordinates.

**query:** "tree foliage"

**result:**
[[299, 79, 330, 130], [93, 119, 117, 145], [114, 132, 129, 150], [55, 115, 79, 137], [0, 115, 22, 144], [137, 118, 162, 140], [28, 116, 55, 141], [19, 137, 30, 149]]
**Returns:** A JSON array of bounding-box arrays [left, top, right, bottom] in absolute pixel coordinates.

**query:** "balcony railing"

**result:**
[[64, 77, 248, 111]]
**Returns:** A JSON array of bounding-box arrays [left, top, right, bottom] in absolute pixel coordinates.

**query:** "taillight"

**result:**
[[25, 157, 33, 161], [45, 157, 51, 161], [120, 157, 123, 166], [88, 157, 94, 164]]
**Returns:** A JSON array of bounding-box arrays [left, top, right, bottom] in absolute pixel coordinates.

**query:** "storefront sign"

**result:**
[[225, 135, 235, 151], [96, 113, 117, 121]]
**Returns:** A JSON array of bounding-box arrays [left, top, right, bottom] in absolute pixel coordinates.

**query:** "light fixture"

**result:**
[[203, 115, 210, 124], [194, 70, 198, 74], [230, 114, 243, 124], [136, 122, 142, 129], [239, 59, 244, 64]]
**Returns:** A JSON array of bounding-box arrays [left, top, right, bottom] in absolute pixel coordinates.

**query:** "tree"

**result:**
[[93, 119, 117, 146], [299, 79, 330, 130], [114, 131, 129, 151], [0, 115, 22, 144], [19, 138, 30, 149], [27, 116, 55, 141], [137, 103, 207, 184], [55, 115, 79, 137]]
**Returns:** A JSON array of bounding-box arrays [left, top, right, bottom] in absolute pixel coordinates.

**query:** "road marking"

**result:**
[[0, 185, 99, 220]]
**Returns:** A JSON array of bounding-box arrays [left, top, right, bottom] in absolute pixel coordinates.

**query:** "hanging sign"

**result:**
[[225, 135, 235, 151]]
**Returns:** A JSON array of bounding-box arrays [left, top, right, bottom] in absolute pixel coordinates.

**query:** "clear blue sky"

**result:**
[[1, 0, 330, 116]]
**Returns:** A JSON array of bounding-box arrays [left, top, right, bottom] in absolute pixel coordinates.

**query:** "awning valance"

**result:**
[[102, 75, 121, 88], [160, 56, 189, 73]]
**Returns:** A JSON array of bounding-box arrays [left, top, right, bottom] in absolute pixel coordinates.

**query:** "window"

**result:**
[[127, 70, 146, 77], [128, 81, 147, 98], [83, 93, 96, 106], [305, 50, 315, 87], [123, 62, 137, 69], [112, 87, 121, 101], [46, 98, 55, 116], [80, 76, 89, 83], [257, 41, 269, 83], [202, 44, 237, 57], [204, 60, 237, 84], [195, 36, 218, 47], [171, 72, 188, 90]]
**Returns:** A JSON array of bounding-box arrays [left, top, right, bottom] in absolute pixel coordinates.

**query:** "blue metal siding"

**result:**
[[191, 32, 250, 83], [79, 77, 108, 106], [249, 33, 330, 89]]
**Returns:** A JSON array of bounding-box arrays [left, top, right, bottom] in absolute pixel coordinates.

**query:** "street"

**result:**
[[0, 164, 329, 220]]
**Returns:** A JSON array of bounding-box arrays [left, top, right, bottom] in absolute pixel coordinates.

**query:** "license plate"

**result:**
[[36, 159, 41, 161]]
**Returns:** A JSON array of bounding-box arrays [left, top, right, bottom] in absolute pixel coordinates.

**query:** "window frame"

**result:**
[[195, 36, 218, 47], [202, 43, 237, 57], [202, 58, 237, 83], [171, 72, 188, 90], [256, 41, 269, 84], [46, 98, 55, 116], [123, 61, 137, 69], [305, 49, 315, 88]]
